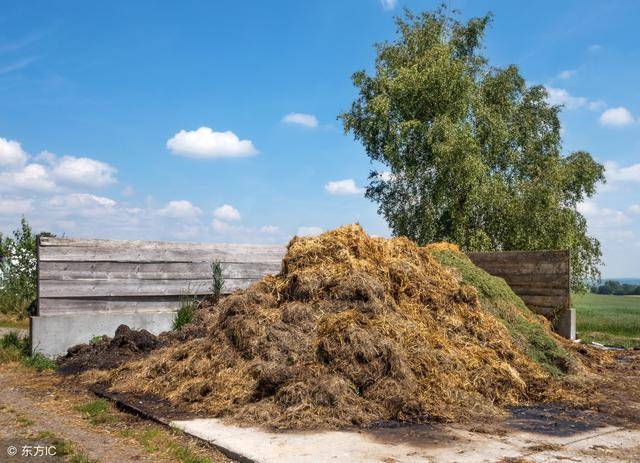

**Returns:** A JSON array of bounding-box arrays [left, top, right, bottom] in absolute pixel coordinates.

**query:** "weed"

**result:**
[[210, 260, 225, 302], [69, 452, 99, 463], [89, 335, 104, 345], [0, 332, 30, 364], [166, 438, 213, 463], [1, 331, 29, 352], [21, 352, 57, 372], [75, 399, 113, 425], [0, 332, 57, 370], [173, 295, 196, 331], [17, 416, 34, 427]]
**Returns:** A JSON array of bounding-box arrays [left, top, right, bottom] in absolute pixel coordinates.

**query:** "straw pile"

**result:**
[[105, 224, 580, 429]]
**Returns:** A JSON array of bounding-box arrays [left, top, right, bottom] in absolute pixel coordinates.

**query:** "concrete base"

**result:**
[[30, 310, 176, 358], [171, 418, 640, 463], [557, 308, 576, 340]]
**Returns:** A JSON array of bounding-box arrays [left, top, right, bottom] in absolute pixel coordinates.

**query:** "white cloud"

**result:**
[[158, 200, 202, 219], [34, 150, 56, 164], [211, 218, 231, 233], [0, 164, 56, 192], [577, 200, 629, 225], [282, 113, 319, 128], [121, 185, 135, 197], [628, 204, 640, 215], [48, 193, 117, 219], [544, 87, 606, 112], [260, 225, 279, 233], [325, 179, 363, 195], [380, 0, 397, 10], [605, 161, 640, 183], [297, 226, 323, 237], [588, 100, 607, 111], [546, 87, 583, 108], [588, 44, 603, 52], [51, 155, 117, 187], [167, 127, 258, 159], [0, 197, 33, 215], [213, 204, 241, 221], [599, 107, 635, 127], [557, 70, 576, 80], [0, 137, 28, 167], [51, 193, 117, 209]]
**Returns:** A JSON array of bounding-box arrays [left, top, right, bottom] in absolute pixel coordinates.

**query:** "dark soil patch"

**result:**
[[57, 325, 164, 375], [57, 305, 211, 375]]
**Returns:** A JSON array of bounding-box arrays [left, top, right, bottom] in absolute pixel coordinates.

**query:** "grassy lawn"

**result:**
[[573, 292, 640, 348]]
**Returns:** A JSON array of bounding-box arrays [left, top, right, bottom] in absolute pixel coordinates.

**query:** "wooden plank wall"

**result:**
[[37, 237, 286, 316], [467, 250, 570, 315]]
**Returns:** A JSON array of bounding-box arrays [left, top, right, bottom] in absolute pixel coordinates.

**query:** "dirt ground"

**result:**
[[2, 348, 640, 462], [0, 363, 235, 463]]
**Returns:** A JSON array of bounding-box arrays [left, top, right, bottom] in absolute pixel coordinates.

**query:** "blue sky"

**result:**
[[1, 0, 639, 278]]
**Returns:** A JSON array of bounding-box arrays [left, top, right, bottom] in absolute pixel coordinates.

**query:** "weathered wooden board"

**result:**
[[38, 297, 183, 315], [39, 278, 257, 298], [39, 261, 282, 280], [38, 237, 285, 263], [467, 250, 570, 312]]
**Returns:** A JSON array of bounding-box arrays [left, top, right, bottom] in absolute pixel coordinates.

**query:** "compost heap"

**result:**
[[104, 224, 583, 429]]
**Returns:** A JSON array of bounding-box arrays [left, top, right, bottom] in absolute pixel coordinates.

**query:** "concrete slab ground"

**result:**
[[170, 418, 640, 463]]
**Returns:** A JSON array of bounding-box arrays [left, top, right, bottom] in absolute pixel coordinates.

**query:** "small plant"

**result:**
[[1, 331, 28, 351], [0, 331, 57, 371], [173, 295, 196, 331], [75, 398, 112, 425], [89, 335, 104, 345], [21, 352, 57, 372], [210, 260, 225, 302]]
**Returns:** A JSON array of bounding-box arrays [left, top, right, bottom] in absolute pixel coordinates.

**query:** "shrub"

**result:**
[[0, 217, 54, 318]]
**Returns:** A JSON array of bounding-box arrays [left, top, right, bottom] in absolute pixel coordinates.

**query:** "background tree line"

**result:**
[[591, 280, 640, 296]]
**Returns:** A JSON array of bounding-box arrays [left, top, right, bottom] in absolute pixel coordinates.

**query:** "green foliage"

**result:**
[[75, 398, 113, 425], [591, 279, 640, 296], [173, 295, 196, 331], [0, 217, 54, 318], [21, 352, 57, 372], [1, 331, 28, 352], [0, 331, 57, 370], [89, 335, 104, 345], [0, 332, 28, 363], [210, 260, 225, 302], [429, 249, 575, 376], [340, 7, 604, 291], [574, 292, 640, 348]]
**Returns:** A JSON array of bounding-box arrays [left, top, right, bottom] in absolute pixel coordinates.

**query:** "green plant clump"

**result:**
[[75, 398, 112, 425], [429, 248, 576, 376], [173, 296, 196, 331], [0, 332, 56, 371], [210, 260, 225, 302]]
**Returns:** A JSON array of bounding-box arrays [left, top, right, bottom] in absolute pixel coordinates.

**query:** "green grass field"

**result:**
[[573, 292, 640, 348]]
